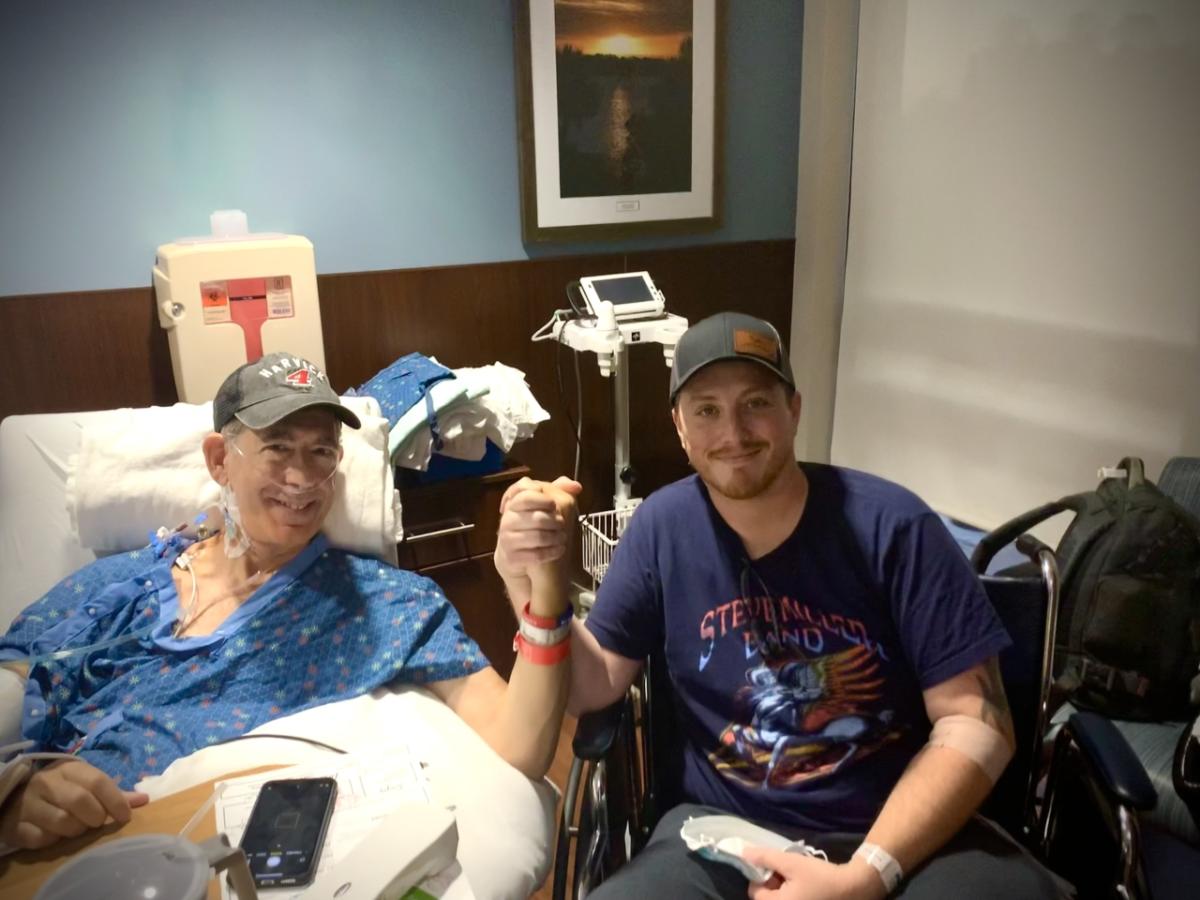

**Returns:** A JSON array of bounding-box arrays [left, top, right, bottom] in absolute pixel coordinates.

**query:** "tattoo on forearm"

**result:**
[[976, 659, 1012, 734]]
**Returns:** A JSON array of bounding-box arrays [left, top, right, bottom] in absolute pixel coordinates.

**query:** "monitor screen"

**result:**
[[590, 275, 656, 306]]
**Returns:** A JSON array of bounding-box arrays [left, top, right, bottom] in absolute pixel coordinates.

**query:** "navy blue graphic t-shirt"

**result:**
[[585, 463, 1010, 833]]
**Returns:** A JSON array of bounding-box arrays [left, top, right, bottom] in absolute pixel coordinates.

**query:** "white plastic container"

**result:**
[[154, 213, 326, 402]]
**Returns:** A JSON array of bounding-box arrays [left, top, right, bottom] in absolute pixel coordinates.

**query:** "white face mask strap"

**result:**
[[220, 483, 251, 560], [927, 713, 1012, 784]]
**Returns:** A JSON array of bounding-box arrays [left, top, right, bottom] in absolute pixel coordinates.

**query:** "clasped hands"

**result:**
[[494, 475, 581, 608]]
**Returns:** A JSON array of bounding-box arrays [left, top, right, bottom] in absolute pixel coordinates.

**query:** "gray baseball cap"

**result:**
[[212, 352, 361, 432], [669, 312, 795, 405]]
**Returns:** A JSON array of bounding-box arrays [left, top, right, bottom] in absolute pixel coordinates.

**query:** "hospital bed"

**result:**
[[0, 408, 557, 899]]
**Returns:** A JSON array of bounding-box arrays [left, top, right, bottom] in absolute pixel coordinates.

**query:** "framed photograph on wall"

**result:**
[[514, 0, 723, 242]]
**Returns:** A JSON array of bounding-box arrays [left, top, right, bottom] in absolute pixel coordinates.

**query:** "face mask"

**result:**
[[221, 483, 252, 560]]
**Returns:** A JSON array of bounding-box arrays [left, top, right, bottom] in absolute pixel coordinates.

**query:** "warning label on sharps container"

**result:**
[[200, 276, 295, 325]]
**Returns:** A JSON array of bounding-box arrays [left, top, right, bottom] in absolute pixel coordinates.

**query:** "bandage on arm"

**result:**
[[927, 713, 1012, 784]]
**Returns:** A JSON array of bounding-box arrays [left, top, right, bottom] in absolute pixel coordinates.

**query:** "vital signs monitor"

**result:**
[[577, 271, 665, 321]]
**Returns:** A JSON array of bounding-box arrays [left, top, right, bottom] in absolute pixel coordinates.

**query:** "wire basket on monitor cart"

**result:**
[[580, 504, 639, 591]]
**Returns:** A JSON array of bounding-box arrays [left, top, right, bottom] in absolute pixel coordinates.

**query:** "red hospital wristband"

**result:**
[[521, 602, 573, 629], [513, 632, 571, 665]]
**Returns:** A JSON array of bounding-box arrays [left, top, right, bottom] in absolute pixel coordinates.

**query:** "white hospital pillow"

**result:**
[[0, 412, 105, 629]]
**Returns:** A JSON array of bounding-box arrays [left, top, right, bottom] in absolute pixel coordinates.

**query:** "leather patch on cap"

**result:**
[[733, 329, 778, 362]]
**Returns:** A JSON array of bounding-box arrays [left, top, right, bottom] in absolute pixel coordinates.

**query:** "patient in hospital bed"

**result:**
[[0, 352, 578, 856]]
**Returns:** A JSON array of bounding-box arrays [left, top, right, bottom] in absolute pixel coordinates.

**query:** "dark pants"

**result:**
[[587, 803, 1071, 900]]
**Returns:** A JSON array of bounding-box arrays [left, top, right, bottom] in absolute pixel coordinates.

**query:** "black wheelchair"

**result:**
[[552, 536, 1065, 899], [1029, 457, 1200, 900]]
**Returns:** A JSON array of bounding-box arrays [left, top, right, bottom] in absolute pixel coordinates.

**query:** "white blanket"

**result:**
[[139, 687, 557, 900], [65, 397, 401, 561]]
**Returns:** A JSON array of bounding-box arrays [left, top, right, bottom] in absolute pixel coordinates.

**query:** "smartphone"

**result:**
[[238, 777, 338, 888]]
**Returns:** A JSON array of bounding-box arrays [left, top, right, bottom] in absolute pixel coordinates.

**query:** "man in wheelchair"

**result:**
[[557, 313, 1065, 898], [0, 352, 578, 853]]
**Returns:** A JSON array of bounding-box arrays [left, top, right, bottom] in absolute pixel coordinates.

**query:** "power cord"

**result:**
[[555, 337, 585, 483], [208, 733, 349, 754], [531, 280, 594, 488]]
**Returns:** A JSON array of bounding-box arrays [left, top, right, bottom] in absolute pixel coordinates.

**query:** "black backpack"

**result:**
[[973, 457, 1200, 722]]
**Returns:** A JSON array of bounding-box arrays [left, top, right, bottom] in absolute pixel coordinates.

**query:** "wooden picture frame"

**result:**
[[514, 0, 723, 242]]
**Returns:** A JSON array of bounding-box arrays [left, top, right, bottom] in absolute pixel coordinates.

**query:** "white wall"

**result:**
[[830, 0, 1200, 530], [791, 1, 859, 464]]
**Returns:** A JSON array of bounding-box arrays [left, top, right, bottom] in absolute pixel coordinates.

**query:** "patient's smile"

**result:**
[[268, 493, 319, 510], [265, 492, 322, 522]]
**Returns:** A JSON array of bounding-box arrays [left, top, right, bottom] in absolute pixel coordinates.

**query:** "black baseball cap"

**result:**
[[669, 312, 795, 405], [212, 352, 361, 432]]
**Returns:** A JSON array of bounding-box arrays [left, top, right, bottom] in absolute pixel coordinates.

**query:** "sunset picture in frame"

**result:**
[[515, 0, 722, 241]]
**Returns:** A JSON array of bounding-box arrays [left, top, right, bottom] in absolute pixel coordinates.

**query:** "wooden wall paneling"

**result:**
[[317, 241, 796, 515], [0, 240, 795, 512], [317, 252, 630, 517], [0, 287, 176, 423]]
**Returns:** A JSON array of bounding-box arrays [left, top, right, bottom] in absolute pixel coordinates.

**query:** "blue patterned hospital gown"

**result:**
[[0, 534, 487, 788]]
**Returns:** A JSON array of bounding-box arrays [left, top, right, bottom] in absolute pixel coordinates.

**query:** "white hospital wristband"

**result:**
[[854, 842, 903, 893], [517, 618, 572, 647]]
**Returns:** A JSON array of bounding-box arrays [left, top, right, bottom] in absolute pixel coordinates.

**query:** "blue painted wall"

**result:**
[[0, 1, 802, 296]]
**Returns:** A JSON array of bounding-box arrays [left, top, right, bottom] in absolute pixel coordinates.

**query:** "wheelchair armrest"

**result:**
[[1066, 711, 1158, 811], [572, 699, 626, 760]]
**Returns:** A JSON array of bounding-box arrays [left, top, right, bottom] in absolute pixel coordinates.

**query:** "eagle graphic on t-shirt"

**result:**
[[709, 643, 902, 789]]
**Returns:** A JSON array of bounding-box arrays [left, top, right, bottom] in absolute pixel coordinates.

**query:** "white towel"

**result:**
[[394, 401, 505, 471], [451, 363, 550, 447], [390, 362, 550, 472], [66, 398, 401, 561]]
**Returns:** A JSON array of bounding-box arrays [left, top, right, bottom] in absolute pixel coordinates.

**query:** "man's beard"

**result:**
[[692, 443, 792, 501]]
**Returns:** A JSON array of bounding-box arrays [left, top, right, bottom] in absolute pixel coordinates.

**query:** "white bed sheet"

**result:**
[[139, 687, 557, 900], [0, 411, 556, 899]]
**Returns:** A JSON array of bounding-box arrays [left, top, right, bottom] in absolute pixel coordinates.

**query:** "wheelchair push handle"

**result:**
[[1015, 533, 1053, 561], [969, 498, 1073, 574]]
